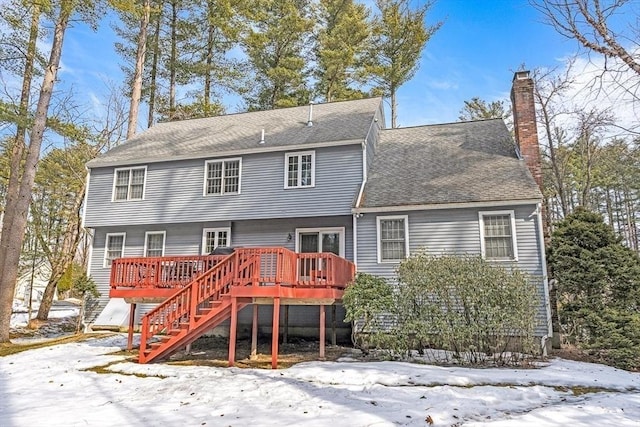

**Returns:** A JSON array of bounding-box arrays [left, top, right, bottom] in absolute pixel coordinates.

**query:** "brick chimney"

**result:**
[[510, 70, 542, 190]]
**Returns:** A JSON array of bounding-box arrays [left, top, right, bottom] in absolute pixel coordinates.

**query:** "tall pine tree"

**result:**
[[367, 0, 441, 128], [242, 0, 313, 110], [314, 0, 370, 102]]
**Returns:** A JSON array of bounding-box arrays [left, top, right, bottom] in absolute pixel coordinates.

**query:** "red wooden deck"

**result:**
[[109, 247, 356, 367]]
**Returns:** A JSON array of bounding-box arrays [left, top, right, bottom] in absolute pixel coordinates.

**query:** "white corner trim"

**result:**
[[81, 169, 90, 228], [536, 203, 553, 338]]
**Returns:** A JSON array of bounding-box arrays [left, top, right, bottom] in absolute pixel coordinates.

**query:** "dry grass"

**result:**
[[166, 336, 356, 369], [0, 333, 114, 357]]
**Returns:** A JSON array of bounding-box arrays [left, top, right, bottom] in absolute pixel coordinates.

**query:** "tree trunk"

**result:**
[[147, 5, 162, 128], [0, 3, 71, 343], [390, 85, 397, 128], [36, 272, 61, 321], [36, 190, 86, 320], [127, 0, 151, 139], [169, 0, 177, 119], [204, 3, 214, 109], [0, 3, 41, 277]]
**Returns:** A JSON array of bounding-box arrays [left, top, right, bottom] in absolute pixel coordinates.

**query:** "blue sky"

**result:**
[[57, 0, 578, 130]]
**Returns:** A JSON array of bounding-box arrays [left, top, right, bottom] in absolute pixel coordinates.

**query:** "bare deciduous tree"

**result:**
[[532, 0, 640, 108]]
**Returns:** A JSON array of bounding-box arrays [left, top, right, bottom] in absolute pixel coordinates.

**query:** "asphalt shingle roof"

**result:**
[[87, 97, 382, 168], [359, 119, 542, 208]]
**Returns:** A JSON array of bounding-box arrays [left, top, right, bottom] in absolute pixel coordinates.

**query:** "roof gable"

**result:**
[[88, 97, 382, 168], [358, 119, 542, 209]]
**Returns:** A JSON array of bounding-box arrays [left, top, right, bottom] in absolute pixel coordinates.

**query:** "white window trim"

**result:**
[[294, 227, 346, 257], [111, 166, 147, 202], [144, 231, 166, 257], [478, 210, 519, 261], [376, 215, 409, 263], [203, 158, 242, 196], [201, 227, 232, 254], [104, 232, 126, 268], [284, 151, 315, 189]]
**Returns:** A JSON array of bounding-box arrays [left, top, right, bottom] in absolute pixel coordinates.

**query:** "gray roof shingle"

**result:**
[[359, 120, 542, 208], [87, 97, 382, 168]]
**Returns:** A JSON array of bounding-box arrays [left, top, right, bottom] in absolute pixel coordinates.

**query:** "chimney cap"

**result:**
[[514, 70, 531, 81]]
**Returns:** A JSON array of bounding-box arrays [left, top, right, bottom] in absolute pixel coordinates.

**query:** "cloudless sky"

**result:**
[[56, 0, 578, 131]]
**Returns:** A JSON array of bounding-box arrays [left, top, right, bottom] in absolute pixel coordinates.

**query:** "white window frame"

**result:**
[[203, 158, 242, 196], [284, 151, 315, 189], [144, 231, 166, 258], [376, 215, 409, 263], [112, 166, 147, 201], [201, 227, 232, 254], [104, 232, 126, 268], [294, 227, 346, 257], [478, 210, 519, 261]]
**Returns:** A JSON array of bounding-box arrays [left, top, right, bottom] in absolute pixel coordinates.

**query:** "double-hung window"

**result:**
[[479, 211, 518, 261], [285, 151, 315, 188], [104, 233, 126, 267], [202, 228, 231, 254], [113, 167, 146, 201], [377, 215, 409, 263], [144, 231, 166, 257], [204, 158, 241, 195]]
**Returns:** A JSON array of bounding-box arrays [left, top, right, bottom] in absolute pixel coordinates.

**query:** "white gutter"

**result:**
[[353, 198, 542, 214], [536, 202, 553, 338]]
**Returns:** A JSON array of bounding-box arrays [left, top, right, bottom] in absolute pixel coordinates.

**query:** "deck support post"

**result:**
[[331, 305, 337, 346], [250, 305, 258, 360], [271, 297, 280, 369], [283, 305, 289, 344], [319, 305, 326, 360], [127, 303, 136, 351], [229, 297, 238, 367]]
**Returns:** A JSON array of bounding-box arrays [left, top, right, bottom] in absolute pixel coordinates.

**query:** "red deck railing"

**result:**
[[110, 247, 355, 295], [110, 255, 227, 290]]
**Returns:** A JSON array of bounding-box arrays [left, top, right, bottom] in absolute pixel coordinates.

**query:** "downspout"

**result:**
[[352, 213, 358, 268], [353, 139, 367, 269], [354, 102, 381, 269], [537, 202, 553, 340]]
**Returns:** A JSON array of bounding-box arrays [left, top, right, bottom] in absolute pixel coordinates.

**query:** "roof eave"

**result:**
[[86, 138, 363, 169], [352, 198, 543, 214]]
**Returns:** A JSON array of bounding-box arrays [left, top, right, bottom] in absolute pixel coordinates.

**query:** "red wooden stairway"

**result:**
[[138, 251, 256, 363], [109, 247, 356, 365]]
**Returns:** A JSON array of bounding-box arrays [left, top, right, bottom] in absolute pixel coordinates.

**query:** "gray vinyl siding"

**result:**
[[87, 216, 353, 324], [84, 144, 362, 228], [355, 204, 550, 336]]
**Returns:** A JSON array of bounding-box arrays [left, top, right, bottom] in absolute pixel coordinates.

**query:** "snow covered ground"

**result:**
[[1, 333, 639, 426]]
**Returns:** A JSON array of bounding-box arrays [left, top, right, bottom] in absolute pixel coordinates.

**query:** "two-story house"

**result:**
[[83, 71, 552, 364]]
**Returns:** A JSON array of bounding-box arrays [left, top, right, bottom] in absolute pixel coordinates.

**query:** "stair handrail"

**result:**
[[139, 251, 241, 357]]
